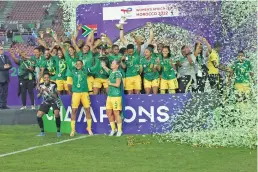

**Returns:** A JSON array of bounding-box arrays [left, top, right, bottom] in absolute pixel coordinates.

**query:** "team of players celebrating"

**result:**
[[8, 22, 254, 137]]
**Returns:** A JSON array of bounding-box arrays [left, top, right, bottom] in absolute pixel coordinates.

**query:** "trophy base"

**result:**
[[99, 55, 107, 61]]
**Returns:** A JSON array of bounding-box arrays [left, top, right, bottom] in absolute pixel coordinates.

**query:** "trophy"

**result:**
[[39, 31, 44, 39], [46, 28, 55, 37], [115, 16, 127, 29], [46, 28, 51, 34], [98, 33, 109, 64]]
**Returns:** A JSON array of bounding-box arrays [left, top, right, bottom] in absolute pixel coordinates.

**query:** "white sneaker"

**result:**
[[20, 106, 26, 110], [31, 105, 35, 110], [109, 130, 117, 136], [116, 131, 123, 137]]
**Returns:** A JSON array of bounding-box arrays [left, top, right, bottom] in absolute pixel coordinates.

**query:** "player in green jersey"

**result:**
[[229, 51, 254, 101], [108, 45, 126, 79], [41, 48, 56, 82], [10, 48, 36, 110], [140, 47, 160, 94], [123, 44, 141, 94], [156, 46, 178, 94], [71, 36, 95, 95], [102, 59, 123, 137], [30, 47, 45, 89], [65, 55, 94, 136], [55, 48, 68, 94]]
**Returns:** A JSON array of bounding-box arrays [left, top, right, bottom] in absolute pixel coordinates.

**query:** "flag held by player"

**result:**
[[82, 25, 97, 37]]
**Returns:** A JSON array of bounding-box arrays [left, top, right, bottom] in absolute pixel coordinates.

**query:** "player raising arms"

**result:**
[[65, 55, 93, 136], [36, 73, 61, 137], [101, 59, 123, 137], [71, 35, 94, 95]]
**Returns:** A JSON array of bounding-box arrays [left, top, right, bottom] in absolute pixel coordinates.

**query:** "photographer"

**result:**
[[10, 48, 36, 110]]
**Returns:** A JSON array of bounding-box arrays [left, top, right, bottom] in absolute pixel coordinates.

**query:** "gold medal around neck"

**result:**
[[77, 84, 81, 88]]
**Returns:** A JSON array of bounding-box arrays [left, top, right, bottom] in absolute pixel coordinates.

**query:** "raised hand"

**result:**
[[92, 28, 97, 32], [52, 32, 58, 41], [39, 31, 44, 38], [77, 24, 82, 31], [146, 22, 152, 28], [202, 37, 208, 43]]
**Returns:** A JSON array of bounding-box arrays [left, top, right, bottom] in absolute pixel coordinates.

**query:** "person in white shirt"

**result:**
[[176, 45, 197, 93]]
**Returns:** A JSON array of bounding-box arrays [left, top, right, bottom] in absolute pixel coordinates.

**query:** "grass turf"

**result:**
[[0, 125, 256, 172]]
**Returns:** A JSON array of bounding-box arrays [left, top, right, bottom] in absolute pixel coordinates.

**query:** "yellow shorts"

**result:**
[[87, 76, 94, 92], [144, 78, 160, 88], [56, 80, 68, 91], [93, 78, 108, 88], [160, 78, 178, 90], [72, 92, 91, 108], [234, 83, 251, 94], [67, 77, 73, 85], [106, 97, 122, 111], [125, 75, 141, 90]]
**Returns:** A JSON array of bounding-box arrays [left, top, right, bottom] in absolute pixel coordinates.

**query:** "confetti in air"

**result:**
[[59, 0, 257, 148]]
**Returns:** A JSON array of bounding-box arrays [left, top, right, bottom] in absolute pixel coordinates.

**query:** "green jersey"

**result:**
[[17, 59, 35, 80], [42, 57, 56, 80], [66, 57, 89, 92], [90, 54, 109, 79], [108, 54, 125, 78], [108, 70, 123, 97], [153, 53, 162, 60], [78, 50, 94, 76], [55, 56, 67, 80], [160, 57, 177, 80], [64, 51, 79, 77], [30, 55, 45, 68], [140, 57, 159, 81], [125, 52, 140, 78], [232, 60, 252, 83]]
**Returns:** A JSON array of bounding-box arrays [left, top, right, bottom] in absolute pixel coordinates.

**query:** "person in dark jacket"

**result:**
[[0, 46, 12, 109]]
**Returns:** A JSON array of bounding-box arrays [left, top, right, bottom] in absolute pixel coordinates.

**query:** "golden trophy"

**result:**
[[99, 33, 109, 64]]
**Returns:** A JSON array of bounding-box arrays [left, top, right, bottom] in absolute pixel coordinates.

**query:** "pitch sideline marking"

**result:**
[[0, 135, 90, 158]]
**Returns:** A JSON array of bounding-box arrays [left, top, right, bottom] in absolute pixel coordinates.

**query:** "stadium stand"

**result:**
[[6, 1, 52, 22]]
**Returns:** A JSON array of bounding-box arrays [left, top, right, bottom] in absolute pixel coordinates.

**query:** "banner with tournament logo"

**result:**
[[43, 94, 192, 134]]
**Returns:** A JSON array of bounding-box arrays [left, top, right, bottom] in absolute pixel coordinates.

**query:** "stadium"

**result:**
[[0, 1, 257, 172]]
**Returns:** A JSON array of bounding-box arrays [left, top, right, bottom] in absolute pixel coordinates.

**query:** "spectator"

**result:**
[[0, 46, 12, 109]]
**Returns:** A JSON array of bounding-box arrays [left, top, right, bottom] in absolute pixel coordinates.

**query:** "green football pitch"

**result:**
[[0, 125, 256, 172]]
